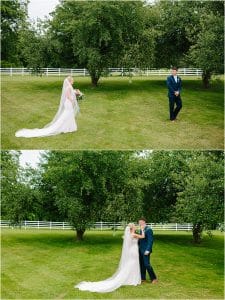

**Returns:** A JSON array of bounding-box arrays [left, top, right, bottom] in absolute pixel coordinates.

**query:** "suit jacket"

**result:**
[[138, 226, 154, 254], [166, 75, 182, 97]]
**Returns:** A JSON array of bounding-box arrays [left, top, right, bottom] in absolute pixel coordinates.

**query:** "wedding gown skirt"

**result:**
[[15, 99, 77, 138], [75, 237, 141, 293]]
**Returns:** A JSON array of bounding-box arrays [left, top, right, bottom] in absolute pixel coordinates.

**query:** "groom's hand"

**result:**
[[144, 251, 150, 255], [174, 91, 179, 96]]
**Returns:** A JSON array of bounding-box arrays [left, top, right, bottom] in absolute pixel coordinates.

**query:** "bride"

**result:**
[[15, 76, 79, 138], [75, 223, 145, 293]]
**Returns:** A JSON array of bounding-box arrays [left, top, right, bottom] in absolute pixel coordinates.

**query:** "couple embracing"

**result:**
[[75, 218, 158, 293]]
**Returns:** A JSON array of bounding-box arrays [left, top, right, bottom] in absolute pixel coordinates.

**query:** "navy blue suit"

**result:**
[[166, 75, 182, 120], [138, 226, 157, 281]]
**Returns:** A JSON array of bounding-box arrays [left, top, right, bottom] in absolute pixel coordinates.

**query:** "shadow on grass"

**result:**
[[14, 77, 224, 98], [155, 232, 224, 250], [4, 230, 123, 249], [4, 229, 224, 251]]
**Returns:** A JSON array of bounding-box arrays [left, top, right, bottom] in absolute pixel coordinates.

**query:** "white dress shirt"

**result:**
[[173, 75, 178, 83]]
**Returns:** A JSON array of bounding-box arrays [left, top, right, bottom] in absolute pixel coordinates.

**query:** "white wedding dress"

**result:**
[[15, 78, 79, 138], [75, 226, 141, 293]]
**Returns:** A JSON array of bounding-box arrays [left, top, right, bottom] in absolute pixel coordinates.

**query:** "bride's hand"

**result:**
[[74, 89, 81, 95]]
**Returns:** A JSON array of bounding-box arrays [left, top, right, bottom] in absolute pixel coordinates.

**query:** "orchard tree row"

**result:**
[[1, 0, 224, 87], [1, 150, 223, 243]]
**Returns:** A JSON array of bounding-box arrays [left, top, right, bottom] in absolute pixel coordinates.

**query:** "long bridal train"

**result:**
[[75, 226, 141, 293], [15, 77, 79, 138]]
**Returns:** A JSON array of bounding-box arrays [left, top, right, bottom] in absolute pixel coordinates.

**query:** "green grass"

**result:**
[[1, 75, 224, 150], [1, 229, 224, 299]]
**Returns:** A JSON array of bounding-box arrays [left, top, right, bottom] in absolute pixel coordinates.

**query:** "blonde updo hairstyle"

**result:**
[[67, 76, 74, 84], [128, 223, 135, 231]]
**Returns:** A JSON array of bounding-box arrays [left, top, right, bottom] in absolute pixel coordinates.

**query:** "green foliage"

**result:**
[[153, 0, 193, 67], [18, 28, 45, 73], [49, 1, 155, 85], [186, 12, 224, 88], [1, 150, 224, 243], [1, 151, 40, 223], [1, 0, 28, 66], [152, 0, 224, 87], [38, 151, 143, 239], [1, 1, 223, 87], [136, 151, 191, 222], [175, 153, 224, 242]]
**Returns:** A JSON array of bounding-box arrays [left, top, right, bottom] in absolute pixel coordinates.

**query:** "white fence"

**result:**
[[0, 220, 193, 231], [0, 67, 202, 77]]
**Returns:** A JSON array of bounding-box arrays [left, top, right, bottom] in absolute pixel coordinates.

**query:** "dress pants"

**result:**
[[169, 95, 182, 120], [139, 250, 157, 281]]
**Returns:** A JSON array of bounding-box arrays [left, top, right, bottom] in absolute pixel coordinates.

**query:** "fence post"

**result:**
[[83, 68, 85, 76], [176, 223, 178, 231], [46, 68, 49, 76], [188, 223, 191, 231], [38, 220, 40, 229], [50, 221, 52, 230], [25, 220, 27, 230], [101, 221, 103, 231], [10, 67, 13, 76], [58, 68, 60, 76]]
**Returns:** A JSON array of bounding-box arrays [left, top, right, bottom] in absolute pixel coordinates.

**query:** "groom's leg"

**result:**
[[143, 254, 157, 281], [169, 97, 175, 120], [139, 252, 146, 280], [174, 96, 182, 119]]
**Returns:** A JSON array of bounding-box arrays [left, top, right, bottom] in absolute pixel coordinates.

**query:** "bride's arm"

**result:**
[[66, 87, 73, 102], [132, 230, 145, 239]]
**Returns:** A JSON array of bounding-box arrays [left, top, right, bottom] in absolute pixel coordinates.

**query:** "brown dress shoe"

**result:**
[[151, 279, 158, 284]]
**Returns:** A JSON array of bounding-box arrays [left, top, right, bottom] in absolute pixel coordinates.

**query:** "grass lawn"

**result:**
[[1, 75, 224, 150], [1, 229, 224, 299]]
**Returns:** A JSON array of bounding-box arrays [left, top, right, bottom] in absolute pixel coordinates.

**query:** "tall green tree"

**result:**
[[49, 1, 155, 86], [1, 0, 28, 66], [175, 152, 224, 243], [1, 151, 41, 224], [153, 0, 193, 68], [186, 12, 224, 88], [154, 0, 224, 87], [38, 151, 143, 240], [134, 151, 191, 223], [18, 27, 46, 74]]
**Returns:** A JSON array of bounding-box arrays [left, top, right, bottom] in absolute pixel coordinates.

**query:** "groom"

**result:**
[[166, 66, 182, 122], [138, 217, 158, 284]]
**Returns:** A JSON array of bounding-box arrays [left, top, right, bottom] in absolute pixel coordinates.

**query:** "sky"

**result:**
[[19, 150, 152, 168], [28, 0, 155, 20], [19, 150, 46, 168], [28, 0, 60, 20]]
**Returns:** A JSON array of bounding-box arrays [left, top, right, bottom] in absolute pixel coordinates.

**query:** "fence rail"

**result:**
[[0, 220, 193, 231], [0, 67, 203, 77]]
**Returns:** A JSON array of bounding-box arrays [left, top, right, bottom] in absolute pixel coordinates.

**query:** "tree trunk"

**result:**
[[76, 229, 85, 241], [192, 223, 203, 243], [91, 75, 99, 87], [202, 70, 211, 88]]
